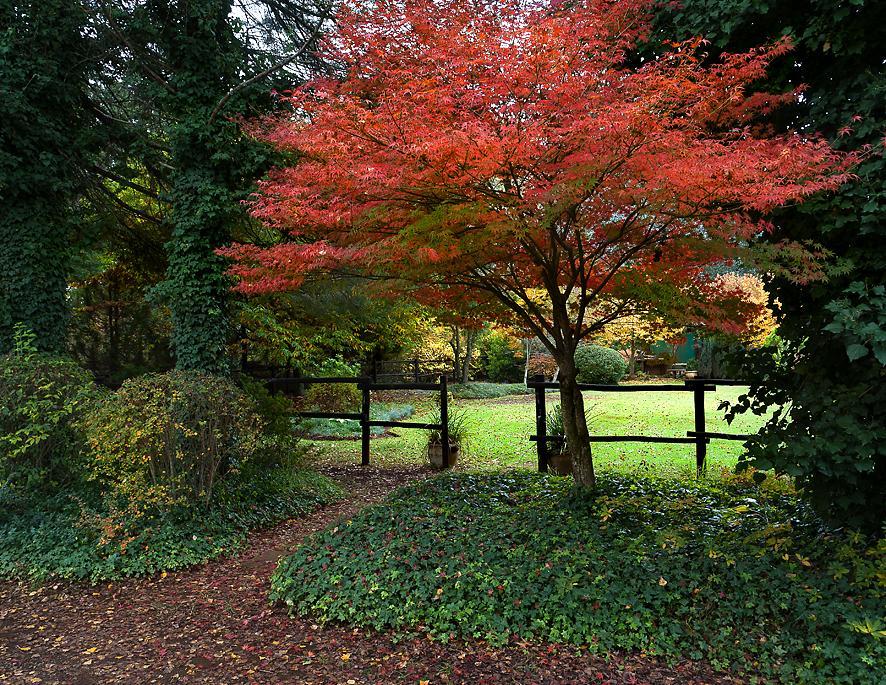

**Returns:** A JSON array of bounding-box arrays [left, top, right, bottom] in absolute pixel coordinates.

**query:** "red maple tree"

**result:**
[[221, 0, 853, 486]]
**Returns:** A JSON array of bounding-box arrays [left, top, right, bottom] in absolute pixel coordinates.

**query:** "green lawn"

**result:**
[[308, 385, 766, 478]]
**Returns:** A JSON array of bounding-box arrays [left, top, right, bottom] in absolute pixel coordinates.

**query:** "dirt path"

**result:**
[[0, 465, 746, 684]]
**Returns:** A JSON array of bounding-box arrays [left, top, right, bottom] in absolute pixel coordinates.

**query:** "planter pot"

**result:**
[[548, 449, 572, 476], [428, 441, 460, 469], [684, 371, 698, 380]]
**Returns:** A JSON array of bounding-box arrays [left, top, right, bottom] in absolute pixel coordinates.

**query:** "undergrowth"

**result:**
[[271, 472, 885, 684]]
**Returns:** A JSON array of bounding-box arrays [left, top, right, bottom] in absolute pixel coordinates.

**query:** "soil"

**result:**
[[0, 464, 750, 684]]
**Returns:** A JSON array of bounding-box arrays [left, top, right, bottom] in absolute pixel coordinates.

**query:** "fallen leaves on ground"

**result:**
[[0, 464, 746, 684]]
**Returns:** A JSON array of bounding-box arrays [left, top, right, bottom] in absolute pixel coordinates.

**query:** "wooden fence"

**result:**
[[527, 375, 751, 477], [370, 358, 455, 383], [266, 375, 452, 467]]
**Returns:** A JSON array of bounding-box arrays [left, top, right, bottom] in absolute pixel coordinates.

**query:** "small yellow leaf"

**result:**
[[83, 647, 97, 654], [658, 577, 668, 587], [341, 652, 351, 662], [18, 646, 31, 651], [420, 680, 430, 685]]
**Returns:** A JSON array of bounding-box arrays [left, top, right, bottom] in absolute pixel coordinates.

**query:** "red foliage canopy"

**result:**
[[221, 0, 852, 356]]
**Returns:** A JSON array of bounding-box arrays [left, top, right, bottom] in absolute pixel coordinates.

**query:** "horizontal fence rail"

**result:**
[[528, 375, 749, 477], [265, 374, 451, 467]]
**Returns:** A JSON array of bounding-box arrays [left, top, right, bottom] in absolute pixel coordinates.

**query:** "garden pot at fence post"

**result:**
[[548, 449, 572, 476], [428, 441, 460, 469], [685, 371, 698, 380]]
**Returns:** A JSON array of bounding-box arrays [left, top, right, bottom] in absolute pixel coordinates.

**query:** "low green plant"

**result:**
[[0, 468, 341, 582], [299, 403, 414, 439], [0, 324, 101, 492], [271, 473, 884, 683], [574, 344, 627, 384]]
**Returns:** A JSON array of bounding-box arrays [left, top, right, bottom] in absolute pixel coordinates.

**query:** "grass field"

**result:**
[[307, 384, 767, 478]]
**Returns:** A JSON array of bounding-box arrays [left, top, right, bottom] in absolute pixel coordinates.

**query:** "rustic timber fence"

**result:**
[[370, 358, 455, 383], [527, 375, 751, 477], [266, 374, 452, 467]]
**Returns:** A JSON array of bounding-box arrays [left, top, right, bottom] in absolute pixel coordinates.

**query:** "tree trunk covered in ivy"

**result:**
[[0, 0, 96, 353], [147, 1, 268, 374]]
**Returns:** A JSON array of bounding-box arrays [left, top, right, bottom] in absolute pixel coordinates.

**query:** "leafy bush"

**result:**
[[574, 344, 627, 384], [0, 468, 341, 582], [238, 373, 295, 438], [450, 382, 531, 399], [303, 382, 361, 413], [725, 282, 885, 532], [0, 325, 100, 491], [271, 473, 885, 683], [81, 371, 264, 511], [478, 332, 523, 382]]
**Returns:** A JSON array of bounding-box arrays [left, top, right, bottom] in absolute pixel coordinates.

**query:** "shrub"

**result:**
[[81, 371, 264, 511], [574, 344, 627, 384], [0, 325, 99, 491], [303, 356, 362, 413], [479, 332, 523, 382], [303, 382, 361, 413], [238, 373, 295, 438]]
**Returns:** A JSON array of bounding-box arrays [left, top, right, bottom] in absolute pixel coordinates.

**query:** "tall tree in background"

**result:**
[[662, 0, 885, 529], [222, 0, 850, 487], [82, 0, 328, 373], [0, 1, 99, 352]]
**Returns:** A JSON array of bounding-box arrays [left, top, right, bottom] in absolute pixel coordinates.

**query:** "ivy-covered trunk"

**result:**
[[152, 1, 252, 374], [556, 353, 596, 488], [163, 128, 234, 374], [0, 0, 95, 353], [0, 201, 70, 354]]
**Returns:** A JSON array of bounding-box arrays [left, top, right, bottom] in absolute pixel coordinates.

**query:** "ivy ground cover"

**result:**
[[271, 472, 885, 684], [0, 468, 341, 583]]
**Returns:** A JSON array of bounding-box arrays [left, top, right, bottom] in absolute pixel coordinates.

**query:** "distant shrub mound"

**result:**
[[574, 344, 627, 385]]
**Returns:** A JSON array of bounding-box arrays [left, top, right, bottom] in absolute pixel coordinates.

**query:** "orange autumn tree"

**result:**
[[221, 0, 852, 487]]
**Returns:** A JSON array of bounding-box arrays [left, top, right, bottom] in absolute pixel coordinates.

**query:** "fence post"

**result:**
[[371, 358, 378, 383], [692, 380, 707, 477], [360, 378, 371, 466], [440, 374, 450, 468], [413, 359, 420, 383], [533, 374, 548, 472]]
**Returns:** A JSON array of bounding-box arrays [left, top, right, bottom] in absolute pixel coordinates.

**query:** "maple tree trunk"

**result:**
[[557, 354, 596, 489]]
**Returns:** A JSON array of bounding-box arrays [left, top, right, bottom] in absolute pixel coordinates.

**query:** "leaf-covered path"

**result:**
[[1, 465, 746, 684]]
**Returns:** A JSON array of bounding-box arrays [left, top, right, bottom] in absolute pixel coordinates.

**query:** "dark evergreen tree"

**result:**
[[660, 0, 885, 531]]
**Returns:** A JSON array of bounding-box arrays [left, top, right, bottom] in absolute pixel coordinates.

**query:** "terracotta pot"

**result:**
[[548, 449, 572, 476], [684, 370, 698, 379], [428, 441, 460, 469]]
